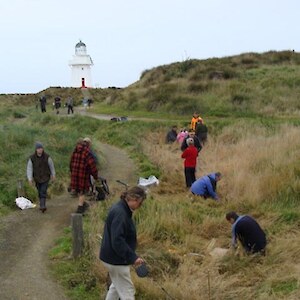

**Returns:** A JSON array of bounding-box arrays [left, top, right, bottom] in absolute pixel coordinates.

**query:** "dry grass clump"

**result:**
[[134, 122, 300, 299]]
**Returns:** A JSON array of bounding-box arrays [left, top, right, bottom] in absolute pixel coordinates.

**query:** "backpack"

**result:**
[[95, 177, 110, 201]]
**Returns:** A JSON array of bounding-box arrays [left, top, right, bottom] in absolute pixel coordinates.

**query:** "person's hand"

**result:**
[[51, 175, 56, 181], [28, 180, 33, 186], [133, 257, 144, 267]]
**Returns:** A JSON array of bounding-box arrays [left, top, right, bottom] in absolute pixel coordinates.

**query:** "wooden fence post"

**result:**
[[71, 213, 84, 258], [17, 179, 25, 197]]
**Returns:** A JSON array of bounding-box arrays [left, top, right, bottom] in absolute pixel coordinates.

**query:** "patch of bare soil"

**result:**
[[0, 143, 137, 300]]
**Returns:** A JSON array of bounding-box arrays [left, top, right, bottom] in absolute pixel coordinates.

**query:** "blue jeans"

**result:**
[[36, 181, 49, 209]]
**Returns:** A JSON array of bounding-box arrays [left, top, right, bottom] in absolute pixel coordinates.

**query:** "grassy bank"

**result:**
[[47, 114, 300, 299]]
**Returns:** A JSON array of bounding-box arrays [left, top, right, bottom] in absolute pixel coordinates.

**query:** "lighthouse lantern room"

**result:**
[[69, 40, 93, 88]]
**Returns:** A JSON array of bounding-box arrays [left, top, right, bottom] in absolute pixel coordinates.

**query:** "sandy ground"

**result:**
[[0, 142, 137, 300]]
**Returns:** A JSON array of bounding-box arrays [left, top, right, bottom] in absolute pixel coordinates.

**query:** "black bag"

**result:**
[[95, 177, 110, 201]]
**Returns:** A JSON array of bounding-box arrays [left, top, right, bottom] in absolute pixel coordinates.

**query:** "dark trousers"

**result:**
[[67, 105, 74, 114], [184, 167, 196, 187], [36, 181, 49, 209]]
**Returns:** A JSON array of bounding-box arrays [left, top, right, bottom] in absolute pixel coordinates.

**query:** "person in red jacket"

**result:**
[[70, 138, 98, 213], [181, 138, 198, 188]]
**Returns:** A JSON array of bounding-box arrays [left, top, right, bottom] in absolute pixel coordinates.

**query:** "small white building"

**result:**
[[69, 40, 93, 88]]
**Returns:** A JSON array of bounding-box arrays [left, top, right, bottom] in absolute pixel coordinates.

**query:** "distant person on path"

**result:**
[[226, 211, 267, 255], [54, 96, 61, 114], [69, 138, 98, 214], [181, 130, 202, 152], [87, 98, 92, 108], [26, 142, 56, 213], [181, 138, 198, 187], [100, 186, 147, 300], [39, 96, 47, 113], [190, 172, 222, 200], [82, 98, 88, 110], [190, 112, 203, 131], [165, 125, 178, 143], [66, 96, 74, 114]]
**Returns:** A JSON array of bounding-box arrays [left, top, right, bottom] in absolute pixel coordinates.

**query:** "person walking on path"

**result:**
[[190, 172, 222, 200], [26, 142, 56, 213], [181, 138, 198, 187], [226, 211, 267, 255], [39, 96, 47, 113], [100, 186, 147, 300], [54, 96, 61, 114], [69, 138, 98, 214], [66, 96, 74, 114], [83, 137, 99, 195]]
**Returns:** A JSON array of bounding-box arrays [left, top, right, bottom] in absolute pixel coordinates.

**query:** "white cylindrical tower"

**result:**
[[68, 40, 93, 88]]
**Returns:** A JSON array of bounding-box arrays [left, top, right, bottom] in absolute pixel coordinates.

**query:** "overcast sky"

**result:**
[[0, 0, 299, 94]]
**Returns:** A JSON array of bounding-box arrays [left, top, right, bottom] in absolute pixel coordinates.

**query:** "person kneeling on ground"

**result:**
[[226, 211, 267, 255], [190, 172, 222, 200], [165, 125, 178, 143]]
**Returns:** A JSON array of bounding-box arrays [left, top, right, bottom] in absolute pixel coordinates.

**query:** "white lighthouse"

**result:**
[[69, 40, 93, 88]]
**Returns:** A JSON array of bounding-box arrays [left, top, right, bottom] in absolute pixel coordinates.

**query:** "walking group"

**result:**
[[26, 137, 148, 300], [26, 137, 99, 215], [37, 95, 74, 115]]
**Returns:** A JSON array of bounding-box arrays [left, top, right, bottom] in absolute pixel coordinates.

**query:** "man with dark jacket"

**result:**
[[226, 211, 267, 254], [54, 96, 61, 114], [165, 125, 178, 143], [39, 96, 47, 113], [195, 121, 208, 146], [100, 186, 147, 300], [181, 130, 202, 152], [26, 142, 55, 213]]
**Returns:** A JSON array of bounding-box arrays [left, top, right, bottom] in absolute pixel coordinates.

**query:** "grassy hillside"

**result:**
[[6, 50, 300, 119], [89, 50, 300, 118]]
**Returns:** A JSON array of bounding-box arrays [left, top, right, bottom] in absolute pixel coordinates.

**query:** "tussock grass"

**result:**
[[95, 121, 300, 299]]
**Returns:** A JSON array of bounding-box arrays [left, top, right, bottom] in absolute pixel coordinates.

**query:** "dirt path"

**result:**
[[0, 143, 137, 300]]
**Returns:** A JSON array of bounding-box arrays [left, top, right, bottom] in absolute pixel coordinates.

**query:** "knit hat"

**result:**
[[187, 138, 194, 146], [83, 137, 91, 144], [35, 142, 43, 149]]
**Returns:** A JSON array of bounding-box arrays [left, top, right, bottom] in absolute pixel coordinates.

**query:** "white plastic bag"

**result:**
[[15, 197, 36, 210], [138, 175, 159, 188]]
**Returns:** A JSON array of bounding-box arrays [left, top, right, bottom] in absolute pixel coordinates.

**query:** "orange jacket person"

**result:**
[[190, 112, 203, 131]]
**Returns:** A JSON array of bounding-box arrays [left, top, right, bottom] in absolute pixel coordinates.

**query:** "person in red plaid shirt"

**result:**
[[70, 138, 98, 213]]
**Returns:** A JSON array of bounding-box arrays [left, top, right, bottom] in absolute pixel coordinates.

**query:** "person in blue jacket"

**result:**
[[100, 186, 147, 300], [226, 211, 267, 254], [190, 172, 222, 200]]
